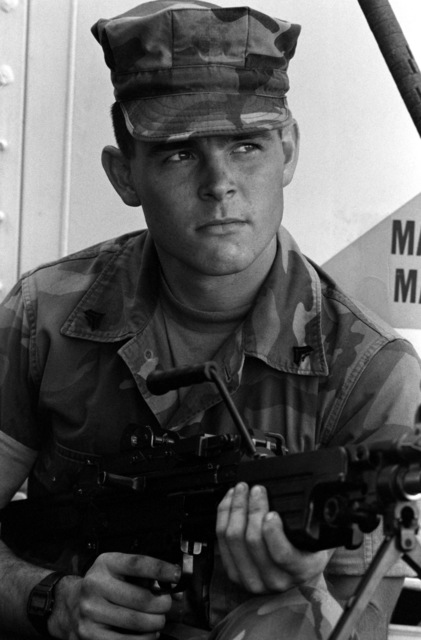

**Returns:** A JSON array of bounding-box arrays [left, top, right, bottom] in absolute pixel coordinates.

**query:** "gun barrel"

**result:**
[[377, 464, 421, 502], [400, 467, 421, 499]]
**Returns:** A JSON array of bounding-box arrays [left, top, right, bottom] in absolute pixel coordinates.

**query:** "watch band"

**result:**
[[27, 571, 66, 637]]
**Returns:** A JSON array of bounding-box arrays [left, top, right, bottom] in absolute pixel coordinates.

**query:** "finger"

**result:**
[[72, 626, 156, 640], [262, 512, 330, 587], [223, 482, 249, 538], [243, 486, 294, 592], [253, 510, 296, 590], [262, 511, 313, 570], [77, 615, 162, 640], [100, 577, 172, 614], [218, 483, 266, 592], [216, 487, 240, 583], [87, 602, 167, 634], [245, 498, 302, 592], [216, 487, 235, 533], [85, 553, 176, 612], [244, 485, 273, 565], [101, 552, 181, 584], [245, 485, 269, 550], [72, 587, 167, 640]]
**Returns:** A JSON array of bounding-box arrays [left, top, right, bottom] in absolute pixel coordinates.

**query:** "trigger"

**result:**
[[149, 578, 184, 595]]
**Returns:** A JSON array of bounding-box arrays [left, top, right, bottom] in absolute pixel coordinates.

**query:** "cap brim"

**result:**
[[121, 93, 291, 141]]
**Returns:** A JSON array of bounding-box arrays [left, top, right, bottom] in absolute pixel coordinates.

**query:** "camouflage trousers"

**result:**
[[164, 575, 357, 640]]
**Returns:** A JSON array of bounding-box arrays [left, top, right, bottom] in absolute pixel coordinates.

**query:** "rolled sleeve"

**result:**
[[0, 282, 41, 450]]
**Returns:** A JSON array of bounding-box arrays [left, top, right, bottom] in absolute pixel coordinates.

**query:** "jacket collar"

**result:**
[[61, 228, 328, 376], [61, 231, 159, 341], [240, 227, 328, 376]]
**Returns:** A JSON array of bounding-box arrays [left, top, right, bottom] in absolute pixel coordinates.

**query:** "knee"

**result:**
[[209, 582, 348, 640]]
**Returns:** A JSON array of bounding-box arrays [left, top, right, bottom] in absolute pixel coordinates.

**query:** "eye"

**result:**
[[165, 149, 195, 163], [232, 142, 261, 154]]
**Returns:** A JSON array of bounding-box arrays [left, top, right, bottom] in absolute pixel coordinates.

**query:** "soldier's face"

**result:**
[[127, 127, 297, 278]]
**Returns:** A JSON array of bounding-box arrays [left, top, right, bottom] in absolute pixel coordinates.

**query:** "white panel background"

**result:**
[[0, 0, 27, 296]]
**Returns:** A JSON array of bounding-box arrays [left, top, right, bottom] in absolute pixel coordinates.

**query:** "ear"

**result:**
[[101, 145, 141, 207], [280, 121, 300, 187]]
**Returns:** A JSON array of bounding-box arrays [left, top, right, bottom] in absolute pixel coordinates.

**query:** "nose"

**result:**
[[198, 155, 236, 202]]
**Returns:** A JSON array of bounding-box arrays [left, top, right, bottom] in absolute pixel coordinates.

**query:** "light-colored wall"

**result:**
[[283, 0, 421, 265], [1, 0, 420, 313]]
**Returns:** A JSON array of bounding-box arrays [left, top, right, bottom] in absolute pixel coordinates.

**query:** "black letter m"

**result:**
[[391, 220, 415, 255], [394, 269, 417, 302]]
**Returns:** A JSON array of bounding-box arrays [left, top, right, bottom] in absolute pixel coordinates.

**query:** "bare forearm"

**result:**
[[0, 539, 54, 637]]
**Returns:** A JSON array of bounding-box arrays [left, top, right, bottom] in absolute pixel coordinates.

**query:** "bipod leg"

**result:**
[[329, 501, 420, 640], [402, 538, 421, 578], [328, 535, 401, 640]]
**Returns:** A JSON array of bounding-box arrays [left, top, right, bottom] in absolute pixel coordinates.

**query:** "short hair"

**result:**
[[111, 102, 136, 159]]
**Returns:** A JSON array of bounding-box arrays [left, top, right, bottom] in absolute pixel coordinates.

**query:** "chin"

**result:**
[[195, 259, 252, 277]]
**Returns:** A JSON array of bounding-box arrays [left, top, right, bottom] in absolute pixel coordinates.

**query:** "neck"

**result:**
[[157, 242, 277, 312]]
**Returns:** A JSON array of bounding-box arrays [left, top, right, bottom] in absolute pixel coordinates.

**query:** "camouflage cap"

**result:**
[[92, 0, 301, 141]]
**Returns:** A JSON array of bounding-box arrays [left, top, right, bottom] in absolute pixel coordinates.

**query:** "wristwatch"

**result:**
[[27, 571, 66, 637]]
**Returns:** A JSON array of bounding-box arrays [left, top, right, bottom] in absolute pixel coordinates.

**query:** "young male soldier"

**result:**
[[0, 2, 420, 639]]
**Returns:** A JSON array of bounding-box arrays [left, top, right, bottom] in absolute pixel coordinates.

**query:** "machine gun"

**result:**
[[2, 362, 421, 640]]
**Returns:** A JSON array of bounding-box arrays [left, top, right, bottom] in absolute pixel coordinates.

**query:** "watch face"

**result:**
[[27, 572, 65, 635], [29, 588, 52, 613]]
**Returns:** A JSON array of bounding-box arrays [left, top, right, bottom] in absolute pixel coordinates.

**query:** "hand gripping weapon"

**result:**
[[2, 362, 421, 640]]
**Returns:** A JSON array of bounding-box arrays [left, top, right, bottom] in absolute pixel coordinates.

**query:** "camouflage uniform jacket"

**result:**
[[0, 226, 420, 623]]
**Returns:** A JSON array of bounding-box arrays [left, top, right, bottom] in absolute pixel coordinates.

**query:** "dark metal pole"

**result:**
[[357, 0, 421, 138]]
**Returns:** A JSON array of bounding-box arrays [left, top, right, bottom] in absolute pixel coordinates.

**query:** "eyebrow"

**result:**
[[147, 140, 195, 154], [146, 131, 273, 155]]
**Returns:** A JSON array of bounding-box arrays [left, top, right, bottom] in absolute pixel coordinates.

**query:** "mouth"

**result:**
[[197, 219, 247, 234]]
